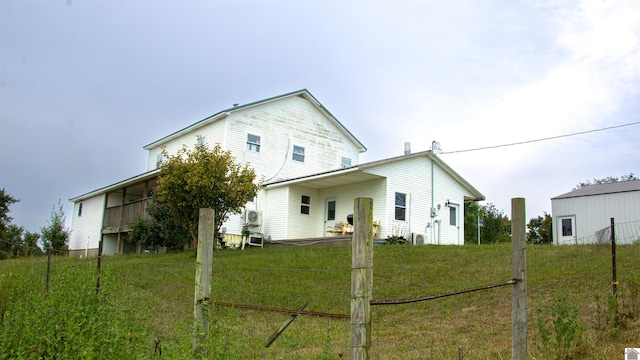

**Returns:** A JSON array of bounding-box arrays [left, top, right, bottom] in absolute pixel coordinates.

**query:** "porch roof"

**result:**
[[69, 169, 160, 203]]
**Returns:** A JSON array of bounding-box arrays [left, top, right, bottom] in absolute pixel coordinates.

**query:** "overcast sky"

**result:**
[[1, 0, 639, 234]]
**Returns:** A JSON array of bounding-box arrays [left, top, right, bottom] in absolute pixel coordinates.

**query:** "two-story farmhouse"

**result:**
[[69, 89, 484, 257]]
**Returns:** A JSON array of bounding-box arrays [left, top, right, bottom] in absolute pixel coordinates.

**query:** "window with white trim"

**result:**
[[395, 192, 406, 221], [292, 145, 305, 162], [246, 133, 261, 153], [156, 153, 163, 169], [341, 156, 352, 168], [301, 195, 310, 215]]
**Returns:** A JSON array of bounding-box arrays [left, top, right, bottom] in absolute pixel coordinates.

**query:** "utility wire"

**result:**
[[440, 121, 640, 155]]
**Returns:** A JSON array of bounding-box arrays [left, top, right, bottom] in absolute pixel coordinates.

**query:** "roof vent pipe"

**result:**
[[404, 142, 411, 155]]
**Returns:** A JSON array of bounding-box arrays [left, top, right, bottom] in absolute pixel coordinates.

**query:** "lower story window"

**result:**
[[301, 195, 310, 214], [395, 192, 406, 221]]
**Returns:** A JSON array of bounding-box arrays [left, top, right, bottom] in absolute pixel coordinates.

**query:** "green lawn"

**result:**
[[1, 243, 638, 359]]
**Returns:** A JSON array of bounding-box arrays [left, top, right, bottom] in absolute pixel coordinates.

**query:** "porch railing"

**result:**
[[103, 199, 152, 230]]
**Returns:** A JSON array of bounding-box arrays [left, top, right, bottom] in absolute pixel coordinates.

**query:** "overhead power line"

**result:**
[[440, 121, 640, 155]]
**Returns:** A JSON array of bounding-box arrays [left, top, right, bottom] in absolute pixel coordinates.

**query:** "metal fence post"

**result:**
[[511, 198, 527, 360], [351, 198, 373, 360], [611, 217, 617, 296]]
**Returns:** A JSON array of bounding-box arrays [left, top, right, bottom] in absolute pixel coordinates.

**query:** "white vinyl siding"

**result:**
[[225, 96, 361, 182], [363, 156, 473, 244], [145, 118, 226, 171], [68, 194, 105, 256]]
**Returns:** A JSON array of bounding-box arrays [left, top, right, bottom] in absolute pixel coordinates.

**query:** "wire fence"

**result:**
[[2, 219, 639, 359]]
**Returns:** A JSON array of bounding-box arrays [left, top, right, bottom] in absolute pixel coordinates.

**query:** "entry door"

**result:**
[[448, 205, 459, 244], [325, 198, 336, 233], [557, 216, 576, 244]]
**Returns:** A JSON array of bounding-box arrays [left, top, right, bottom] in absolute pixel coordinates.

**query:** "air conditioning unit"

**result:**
[[412, 233, 425, 245], [244, 209, 262, 226]]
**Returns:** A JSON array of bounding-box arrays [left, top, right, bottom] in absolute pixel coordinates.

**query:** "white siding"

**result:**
[[146, 118, 226, 171], [262, 186, 289, 241], [286, 186, 320, 239], [552, 190, 640, 244], [225, 96, 361, 182], [363, 156, 475, 245], [68, 195, 105, 252], [317, 179, 387, 237]]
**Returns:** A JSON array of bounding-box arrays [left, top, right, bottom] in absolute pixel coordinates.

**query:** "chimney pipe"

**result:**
[[404, 142, 411, 155]]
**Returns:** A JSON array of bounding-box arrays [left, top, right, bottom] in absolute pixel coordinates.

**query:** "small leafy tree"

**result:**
[[155, 140, 261, 246], [40, 199, 71, 254], [129, 197, 192, 251], [527, 212, 553, 244], [479, 203, 511, 243], [464, 202, 481, 244], [573, 172, 638, 190], [0, 188, 19, 242]]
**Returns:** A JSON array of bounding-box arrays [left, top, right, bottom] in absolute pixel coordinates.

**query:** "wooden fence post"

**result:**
[[194, 208, 214, 356], [511, 198, 527, 360], [351, 198, 373, 360]]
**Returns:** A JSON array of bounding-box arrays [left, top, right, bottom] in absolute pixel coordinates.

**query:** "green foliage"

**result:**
[[40, 199, 71, 254], [464, 202, 481, 244], [0, 189, 19, 243], [0, 259, 148, 358], [129, 216, 163, 252], [155, 140, 261, 245], [0, 225, 42, 259], [129, 199, 192, 251], [573, 172, 638, 190], [536, 291, 585, 359], [479, 203, 511, 243], [385, 235, 409, 245], [527, 212, 553, 244]]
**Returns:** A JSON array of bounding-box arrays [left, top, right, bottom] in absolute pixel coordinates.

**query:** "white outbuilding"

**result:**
[[551, 180, 640, 244]]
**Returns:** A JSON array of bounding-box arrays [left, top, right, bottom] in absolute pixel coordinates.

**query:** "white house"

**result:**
[[551, 180, 640, 244], [68, 89, 484, 257]]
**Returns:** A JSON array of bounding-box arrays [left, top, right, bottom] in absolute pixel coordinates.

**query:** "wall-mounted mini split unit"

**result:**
[[412, 233, 425, 245], [244, 209, 262, 226]]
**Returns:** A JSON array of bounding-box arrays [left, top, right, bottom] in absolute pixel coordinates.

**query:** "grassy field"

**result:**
[[1, 243, 639, 359]]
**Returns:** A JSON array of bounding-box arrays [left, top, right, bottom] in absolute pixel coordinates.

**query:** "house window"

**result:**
[[292, 145, 305, 162], [341, 156, 352, 168], [327, 200, 336, 221], [449, 206, 457, 226], [395, 192, 406, 221], [156, 153, 163, 169], [246, 133, 261, 152], [78, 203, 83, 217], [197, 135, 206, 146], [561, 218, 573, 236], [301, 195, 310, 215]]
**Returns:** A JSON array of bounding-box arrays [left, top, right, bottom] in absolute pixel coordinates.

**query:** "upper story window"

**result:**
[[197, 135, 206, 146], [341, 156, 352, 168], [395, 192, 406, 221], [156, 153, 163, 169], [78, 203, 83, 217], [292, 145, 305, 163], [301, 195, 310, 215], [246, 133, 261, 153]]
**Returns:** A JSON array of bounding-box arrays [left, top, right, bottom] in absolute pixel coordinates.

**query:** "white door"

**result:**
[[448, 205, 459, 244], [325, 198, 336, 235], [557, 216, 576, 244]]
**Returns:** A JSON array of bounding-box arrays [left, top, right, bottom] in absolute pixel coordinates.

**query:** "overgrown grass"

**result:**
[[1, 243, 639, 359]]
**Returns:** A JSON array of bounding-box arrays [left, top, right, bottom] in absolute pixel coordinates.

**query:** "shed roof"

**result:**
[[551, 180, 640, 200]]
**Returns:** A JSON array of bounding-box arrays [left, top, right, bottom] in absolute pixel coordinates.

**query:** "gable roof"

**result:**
[[142, 89, 367, 152], [552, 180, 640, 200], [264, 150, 485, 202]]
